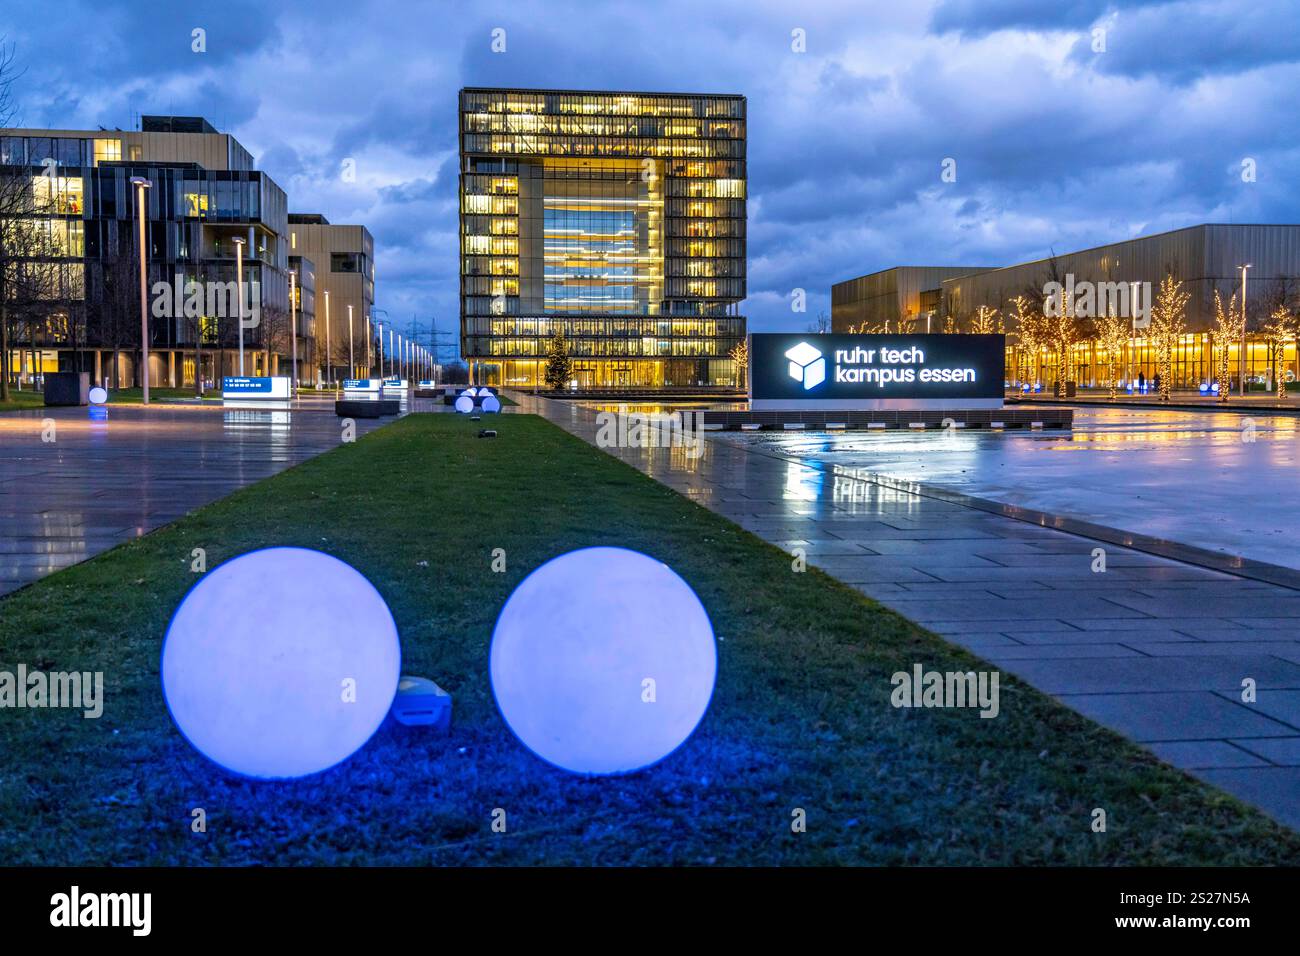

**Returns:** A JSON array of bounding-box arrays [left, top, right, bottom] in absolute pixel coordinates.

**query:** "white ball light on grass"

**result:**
[[161, 547, 401, 779], [454, 395, 474, 413], [481, 395, 501, 413], [88, 386, 108, 405], [490, 547, 716, 775]]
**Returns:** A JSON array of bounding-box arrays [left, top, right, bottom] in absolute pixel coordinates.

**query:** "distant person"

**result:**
[[1153, 373, 1161, 393], [1138, 372, 1145, 391]]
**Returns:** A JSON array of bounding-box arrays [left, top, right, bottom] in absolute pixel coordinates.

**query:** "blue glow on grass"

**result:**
[[161, 547, 401, 779], [489, 546, 717, 775]]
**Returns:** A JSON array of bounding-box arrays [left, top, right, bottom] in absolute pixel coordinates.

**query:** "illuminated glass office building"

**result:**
[[458, 88, 747, 389]]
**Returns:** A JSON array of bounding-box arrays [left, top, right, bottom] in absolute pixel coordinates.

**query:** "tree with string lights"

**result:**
[[1096, 310, 1128, 401], [1150, 273, 1189, 403], [543, 330, 572, 391], [1006, 295, 1042, 390], [1212, 289, 1241, 404], [971, 305, 1001, 334], [1262, 305, 1296, 400]]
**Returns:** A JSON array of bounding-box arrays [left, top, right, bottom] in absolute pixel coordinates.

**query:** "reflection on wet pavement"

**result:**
[[0, 394, 414, 596], [714, 406, 1300, 571]]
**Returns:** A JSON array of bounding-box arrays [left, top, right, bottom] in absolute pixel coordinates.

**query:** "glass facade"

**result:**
[[2, 127, 294, 385], [459, 88, 747, 388]]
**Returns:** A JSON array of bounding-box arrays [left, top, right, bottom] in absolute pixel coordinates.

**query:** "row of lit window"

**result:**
[[29, 175, 85, 215], [670, 219, 746, 238], [462, 256, 521, 276], [465, 158, 745, 179], [466, 135, 744, 159], [665, 179, 745, 199], [463, 194, 519, 214], [466, 337, 739, 358], [668, 259, 744, 278], [462, 316, 742, 336], [463, 236, 519, 255], [1, 135, 128, 167], [463, 113, 743, 139], [666, 278, 744, 298], [15, 219, 86, 257], [461, 174, 518, 195], [460, 92, 744, 119], [2, 261, 84, 299], [666, 199, 745, 218], [666, 238, 744, 257]]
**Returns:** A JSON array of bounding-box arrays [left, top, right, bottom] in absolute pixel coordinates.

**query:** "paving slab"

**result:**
[[0, 395, 412, 594], [514, 394, 1300, 831]]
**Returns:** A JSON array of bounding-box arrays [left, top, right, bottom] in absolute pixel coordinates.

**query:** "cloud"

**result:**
[[9, 0, 1300, 345]]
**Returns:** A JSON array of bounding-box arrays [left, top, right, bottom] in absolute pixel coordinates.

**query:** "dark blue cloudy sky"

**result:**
[[6, 0, 1300, 350]]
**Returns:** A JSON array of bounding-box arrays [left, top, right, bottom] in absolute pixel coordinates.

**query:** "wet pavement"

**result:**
[[520, 394, 1300, 830], [713, 406, 1300, 572], [0, 393, 417, 596]]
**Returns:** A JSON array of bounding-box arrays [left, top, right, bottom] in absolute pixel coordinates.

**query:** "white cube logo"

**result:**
[[785, 342, 825, 390]]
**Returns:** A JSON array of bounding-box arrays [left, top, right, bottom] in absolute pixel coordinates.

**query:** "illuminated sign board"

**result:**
[[749, 334, 1005, 410], [222, 376, 290, 402]]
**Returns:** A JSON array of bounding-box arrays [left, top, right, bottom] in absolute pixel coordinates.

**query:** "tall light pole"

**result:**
[[289, 269, 297, 397], [347, 304, 355, 380], [130, 177, 152, 403], [365, 314, 372, 376], [388, 329, 394, 376], [1239, 264, 1252, 397], [232, 236, 247, 375], [323, 290, 331, 387]]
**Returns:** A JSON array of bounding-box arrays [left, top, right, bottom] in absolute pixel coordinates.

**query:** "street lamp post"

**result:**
[[323, 290, 331, 388], [130, 177, 152, 404], [232, 236, 247, 375], [289, 269, 297, 398], [347, 304, 355, 380], [1239, 264, 1252, 397]]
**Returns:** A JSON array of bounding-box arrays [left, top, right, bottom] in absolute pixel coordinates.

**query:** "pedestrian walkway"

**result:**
[[514, 393, 1300, 829], [0, 394, 416, 596]]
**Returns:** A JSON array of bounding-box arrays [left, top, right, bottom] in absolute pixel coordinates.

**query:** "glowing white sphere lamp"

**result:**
[[490, 547, 716, 775], [463, 387, 478, 397], [161, 547, 401, 779], [481, 394, 501, 413], [88, 386, 108, 405], [454, 394, 474, 413]]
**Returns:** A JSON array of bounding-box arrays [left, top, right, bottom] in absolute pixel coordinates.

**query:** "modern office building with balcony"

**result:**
[[287, 213, 374, 383], [458, 87, 747, 390], [1, 115, 303, 389]]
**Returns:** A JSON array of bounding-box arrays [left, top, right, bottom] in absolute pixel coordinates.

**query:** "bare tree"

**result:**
[[0, 39, 35, 400], [258, 302, 292, 378], [88, 222, 143, 388]]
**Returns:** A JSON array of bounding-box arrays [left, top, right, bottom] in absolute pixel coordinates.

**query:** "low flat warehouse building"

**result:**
[[831, 266, 991, 333], [834, 224, 1300, 391]]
